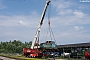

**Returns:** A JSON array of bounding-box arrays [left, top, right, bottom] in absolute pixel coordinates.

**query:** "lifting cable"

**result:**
[[48, 2, 52, 41], [41, 1, 56, 43], [45, 2, 51, 41], [47, 2, 56, 43]]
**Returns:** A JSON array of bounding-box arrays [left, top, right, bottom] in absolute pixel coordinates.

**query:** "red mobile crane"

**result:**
[[23, 0, 51, 58]]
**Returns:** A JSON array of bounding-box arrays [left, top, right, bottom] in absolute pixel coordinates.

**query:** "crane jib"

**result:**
[[40, 1, 51, 26], [31, 0, 51, 49]]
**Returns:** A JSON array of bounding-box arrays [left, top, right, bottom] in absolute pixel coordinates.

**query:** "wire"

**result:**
[[50, 25, 56, 43], [48, 2, 52, 41], [47, 1, 56, 43], [41, 1, 56, 43]]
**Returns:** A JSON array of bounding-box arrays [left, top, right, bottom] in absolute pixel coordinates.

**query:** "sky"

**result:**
[[0, 0, 90, 45]]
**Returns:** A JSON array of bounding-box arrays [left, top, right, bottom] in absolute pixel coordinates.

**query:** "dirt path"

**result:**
[[0, 56, 16, 60]]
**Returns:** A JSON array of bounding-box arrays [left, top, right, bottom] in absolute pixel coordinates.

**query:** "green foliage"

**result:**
[[0, 40, 32, 54]]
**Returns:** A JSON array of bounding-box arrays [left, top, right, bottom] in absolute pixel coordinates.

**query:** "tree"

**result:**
[[0, 40, 32, 54]]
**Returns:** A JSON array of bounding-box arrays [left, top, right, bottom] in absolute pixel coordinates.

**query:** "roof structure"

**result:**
[[57, 42, 90, 48]]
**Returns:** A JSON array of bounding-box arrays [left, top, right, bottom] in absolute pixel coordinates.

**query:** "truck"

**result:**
[[23, 48, 42, 58], [23, 0, 51, 58]]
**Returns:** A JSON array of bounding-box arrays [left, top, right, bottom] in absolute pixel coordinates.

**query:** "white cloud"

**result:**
[[52, 0, 74, 9], [57, 9, 73, 15], [73, 11, 85, 18], [74, 26, 83, 31], [19, 20, 28, 26], [50, 0, 90, 44], [30, 11, 39, 16], [0, 0, 7, 9], [0, 15, 35, 42], [54, 28, 90, 44], [78, 4, 89, 9], [0, 12, 42, 42], [0, 14, 40, 28]]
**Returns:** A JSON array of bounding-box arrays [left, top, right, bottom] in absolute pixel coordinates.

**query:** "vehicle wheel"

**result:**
[[27, 55, 30, 57], [30, 56, 32, 58]]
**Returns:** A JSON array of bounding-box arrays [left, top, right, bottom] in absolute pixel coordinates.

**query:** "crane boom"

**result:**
[[31, 0, 51, 49]]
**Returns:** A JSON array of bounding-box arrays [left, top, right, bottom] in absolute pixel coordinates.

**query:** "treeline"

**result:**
[[0, 40, 32, 54]]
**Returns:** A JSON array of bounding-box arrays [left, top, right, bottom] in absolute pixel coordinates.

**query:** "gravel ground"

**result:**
[[0, 56, 16, 60]]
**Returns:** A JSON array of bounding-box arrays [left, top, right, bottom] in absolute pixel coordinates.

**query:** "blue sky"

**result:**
[[0, 0, 90, 45]]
